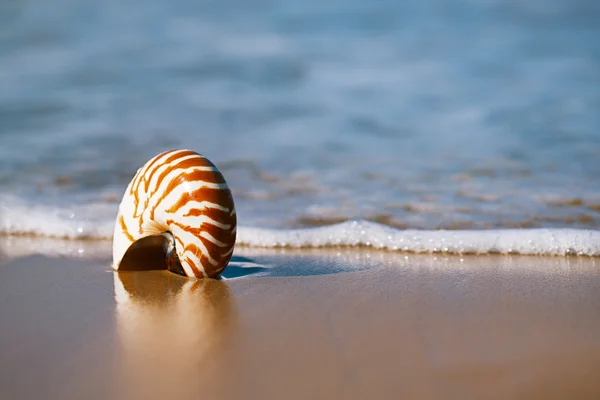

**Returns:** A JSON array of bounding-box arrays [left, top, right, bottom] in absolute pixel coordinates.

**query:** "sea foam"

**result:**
[[1, 199, 599, 257], [238, 220, 600, 257]]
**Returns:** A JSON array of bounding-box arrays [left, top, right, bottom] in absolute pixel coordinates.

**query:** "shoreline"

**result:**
[[2, 229, 600, 266]]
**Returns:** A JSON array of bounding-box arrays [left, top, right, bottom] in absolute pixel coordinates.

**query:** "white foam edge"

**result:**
[[236, 220, 600, 257], [1, 198, 599, 258]]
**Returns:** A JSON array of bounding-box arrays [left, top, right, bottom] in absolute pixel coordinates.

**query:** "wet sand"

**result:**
[[1, 246, 600, 399]]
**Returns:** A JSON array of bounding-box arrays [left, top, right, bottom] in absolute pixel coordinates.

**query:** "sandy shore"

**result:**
[[1, 242, 599, 399]]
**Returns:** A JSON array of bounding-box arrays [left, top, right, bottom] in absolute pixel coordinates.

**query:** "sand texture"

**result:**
[[1, 245, 600, 400]]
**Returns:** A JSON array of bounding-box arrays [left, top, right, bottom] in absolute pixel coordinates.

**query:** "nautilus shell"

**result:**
[[112, 149, 237, 279]]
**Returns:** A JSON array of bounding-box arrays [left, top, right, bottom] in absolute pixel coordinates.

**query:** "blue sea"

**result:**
[[1, 0, 599, 256]]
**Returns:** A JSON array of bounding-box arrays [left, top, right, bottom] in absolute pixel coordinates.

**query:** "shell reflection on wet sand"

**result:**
[[113, 271, 235, 399]]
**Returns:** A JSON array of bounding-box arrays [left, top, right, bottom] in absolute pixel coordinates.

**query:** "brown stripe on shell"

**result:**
[[140, 150, 198, 193], [138, 153, 214, 227], [184, 243, 225, 278], [169, 155, 217, 172], [129, 149, 176, 201], [168, 220, 235, 248], [177, 169, 227, 185], [202, 222, 232, 249], [130, 150, 173, 219], [200, 252, 222, 278], [119, 215, 135, 242], [168, 219, 234, 273], [183, 207, 232, 223], [164, 188, 233, 215], [168, 211, 236, 250], [151, 155, 220, 196], [183, 254, 204, 278], [174, 235, 185, 251], [149, 173, 227, 221]]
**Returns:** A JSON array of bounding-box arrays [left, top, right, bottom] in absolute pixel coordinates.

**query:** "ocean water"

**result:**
[[1, 0, 599, 256]]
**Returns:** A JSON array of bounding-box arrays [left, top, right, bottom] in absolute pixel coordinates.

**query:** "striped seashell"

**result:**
[[112, 149, 236, 279]]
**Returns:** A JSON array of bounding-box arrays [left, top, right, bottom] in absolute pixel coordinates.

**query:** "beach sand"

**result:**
[[1, 240, 600, 399]]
